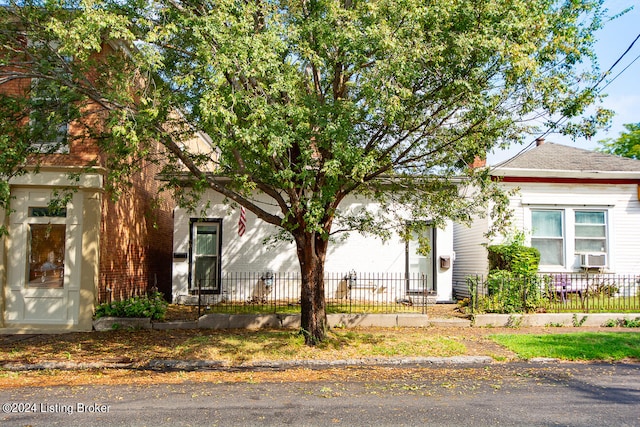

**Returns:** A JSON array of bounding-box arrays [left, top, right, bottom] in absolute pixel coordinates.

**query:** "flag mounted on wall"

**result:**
[[238, 206, 247, 236]]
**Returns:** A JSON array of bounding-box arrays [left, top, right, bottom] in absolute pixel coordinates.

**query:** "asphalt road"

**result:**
[[1, 362, 639, 426]]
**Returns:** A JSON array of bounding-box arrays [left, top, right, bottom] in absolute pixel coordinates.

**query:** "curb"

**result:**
[[1, 355, 494, 372], [147, 356, 495, 371]]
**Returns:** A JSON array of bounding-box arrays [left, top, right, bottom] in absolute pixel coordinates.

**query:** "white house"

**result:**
[[171, 191, 455, 305], [453, 139, 640, 298]]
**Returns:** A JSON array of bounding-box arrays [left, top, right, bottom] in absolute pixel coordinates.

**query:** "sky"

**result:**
[[487, 0, 640, 165]]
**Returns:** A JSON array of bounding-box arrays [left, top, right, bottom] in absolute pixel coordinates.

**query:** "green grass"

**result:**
[[2, 327, 456, 367], [544, 295, 640, 313], [490, 332, 640, 361], [170, 329, 467, 362]]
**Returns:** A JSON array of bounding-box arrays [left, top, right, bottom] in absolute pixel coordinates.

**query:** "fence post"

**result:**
[[521, 275, 527, 313], [585, 271, 589, 313], [467, 275, 476, 315], [271, 272, 275, 313], [421, 274, 423, 315], [197, 277, 202, 318], [467, 277, 472, 315], [349, 273, 352, 314]]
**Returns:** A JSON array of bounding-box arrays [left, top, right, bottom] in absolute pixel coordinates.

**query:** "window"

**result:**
[[190, 221, 221, 294], [29, 78, 70, 154], [27, 39, 73, 154], [405, 223, 434, 293], [575, 211, 607, 253], [531, 210, 564, 266], [530, 208, 609, 270], [29, 206, 67, 217], [28, 224, 66, 288]]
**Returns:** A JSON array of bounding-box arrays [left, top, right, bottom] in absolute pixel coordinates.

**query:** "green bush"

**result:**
[[487, 244, 540, 276], [473, 233, 543, 314], [603, 317, 640, 328], [94, 292, 168, 320], [476, 271, 543, 313], [591, 281, 619, 297]]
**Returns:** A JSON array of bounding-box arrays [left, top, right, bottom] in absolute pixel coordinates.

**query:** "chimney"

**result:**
[[536, 137, 545, 146], [471, 155, 486, 168]]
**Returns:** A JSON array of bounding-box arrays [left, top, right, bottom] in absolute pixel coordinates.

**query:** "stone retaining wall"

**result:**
[[92, 312, 640, 331]]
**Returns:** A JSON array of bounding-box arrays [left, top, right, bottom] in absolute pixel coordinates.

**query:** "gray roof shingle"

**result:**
[[494, 142, 640, 172]]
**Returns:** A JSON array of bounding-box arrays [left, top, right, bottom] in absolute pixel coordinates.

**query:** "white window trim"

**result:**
[[574, 210, 608, 254], [525, 206, 612, 272], [529, 209, 566, 269], [27, 38, 72, 154], [29, 77, 70, 154]]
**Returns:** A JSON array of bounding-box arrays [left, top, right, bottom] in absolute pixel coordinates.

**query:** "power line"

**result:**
[[598, 51, 640, 93], [594, 32, 640, 91], [495, 32, 640, 166]]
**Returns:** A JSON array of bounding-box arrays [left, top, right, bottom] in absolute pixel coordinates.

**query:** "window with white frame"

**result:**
[[29, 78, 70, 154], [28, 39, 72, 154], [531, 210, 564, 266], [575, 211, 607, 253], [530, 208, 608, 270]]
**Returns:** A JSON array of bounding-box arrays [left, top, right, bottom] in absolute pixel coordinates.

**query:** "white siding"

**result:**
[[613, 188, 640, 274], [172, 191, 455, 302], [172, 191, 300, 301], [452, 216, 489, 299], [452, 181, 640, 297], [510, 182, 640, 274]]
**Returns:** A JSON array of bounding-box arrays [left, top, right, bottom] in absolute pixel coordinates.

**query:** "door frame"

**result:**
[[405, 222, 437, 294], [4, 189, 80, 326], [188, 218, 223, 295]]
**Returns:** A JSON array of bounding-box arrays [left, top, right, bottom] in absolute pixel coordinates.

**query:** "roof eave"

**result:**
[[490, 167, 640, 180]]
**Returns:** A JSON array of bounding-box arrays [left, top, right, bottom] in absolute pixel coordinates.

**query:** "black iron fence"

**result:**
[[467, 272, 640, 314], [192, 271, 436, 315]]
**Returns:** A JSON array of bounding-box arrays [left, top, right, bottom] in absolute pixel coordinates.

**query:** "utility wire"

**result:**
[[598, 51, 640, 93], [594, 32, 640, 92], [493, 31, 640, 167]]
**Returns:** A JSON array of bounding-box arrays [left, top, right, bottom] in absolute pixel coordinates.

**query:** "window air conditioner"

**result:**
[[580, 253, 606, 268]]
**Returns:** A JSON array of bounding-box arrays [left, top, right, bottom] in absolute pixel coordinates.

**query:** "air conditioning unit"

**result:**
[[580, 253, 606, 268]]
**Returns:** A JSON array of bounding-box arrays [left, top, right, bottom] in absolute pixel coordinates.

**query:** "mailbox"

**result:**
[[439, 255, 451, 269]]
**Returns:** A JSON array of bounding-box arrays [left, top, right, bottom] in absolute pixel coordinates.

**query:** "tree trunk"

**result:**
[[296, 233, 328, 345]]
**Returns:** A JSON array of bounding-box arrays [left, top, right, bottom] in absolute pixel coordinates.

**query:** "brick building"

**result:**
[[0, 39, 175, 332]]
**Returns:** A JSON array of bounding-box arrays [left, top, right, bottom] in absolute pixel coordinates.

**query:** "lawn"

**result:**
[[489, 332, 640, 361], [544, 295, 640, 313], [2, 328, 639, 389], [0, 328, 470, 367]]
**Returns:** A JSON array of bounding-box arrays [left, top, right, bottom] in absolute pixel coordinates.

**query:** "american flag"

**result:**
[[238, 206, 246, 236]]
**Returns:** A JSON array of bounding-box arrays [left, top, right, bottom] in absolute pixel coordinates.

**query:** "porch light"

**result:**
[[347, 270, 357, 288], [261, 271, 274, 287]]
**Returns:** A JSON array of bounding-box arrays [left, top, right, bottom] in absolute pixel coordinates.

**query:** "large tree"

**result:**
[[598, 123, 640, 159], [1, 0, 612, 344]]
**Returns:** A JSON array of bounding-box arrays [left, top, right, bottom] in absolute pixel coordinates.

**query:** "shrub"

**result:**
[[475, 271, 543, 313], [487, 244, 540, 276], [572, 314, 588, 327], [603, 317, 640, 328], [591, 281, 619, 297], [94, 292, 168, 320], [473, 232, 543, 314]]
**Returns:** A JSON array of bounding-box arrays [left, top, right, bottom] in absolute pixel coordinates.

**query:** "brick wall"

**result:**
[[98, 140, 175, 303], [2, 41, 175, 303]]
